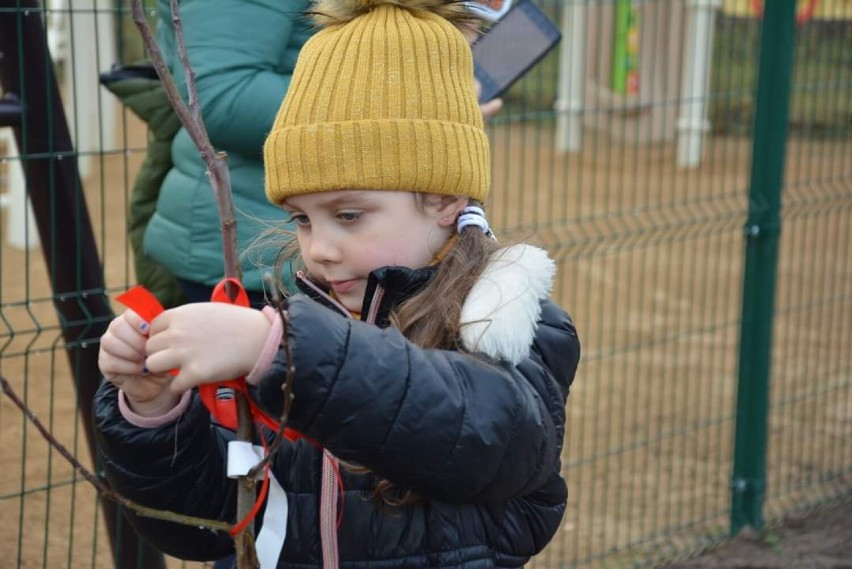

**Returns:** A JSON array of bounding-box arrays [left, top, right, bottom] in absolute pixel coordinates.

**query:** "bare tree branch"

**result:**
[[233, 390, 260, 566], [0, 375, 231, 534], [129, 2, 258, 566], [170, 0, 206, 140], [248, 274, 296, 480]]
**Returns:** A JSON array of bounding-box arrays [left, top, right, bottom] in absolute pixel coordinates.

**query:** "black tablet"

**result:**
[[472, 1, 562, 103]]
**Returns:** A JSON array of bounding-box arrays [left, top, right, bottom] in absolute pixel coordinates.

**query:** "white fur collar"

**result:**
[[459, 244, 555, 364]]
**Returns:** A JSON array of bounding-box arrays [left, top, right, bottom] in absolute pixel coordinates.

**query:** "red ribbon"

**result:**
[[115, 279, 304, 535], [115, 280, 300, 438]]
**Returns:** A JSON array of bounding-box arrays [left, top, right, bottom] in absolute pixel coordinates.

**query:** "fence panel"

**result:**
[[763, 0, 852, 525], [504, 2, 750, 565], [487, 1, 850, 566]]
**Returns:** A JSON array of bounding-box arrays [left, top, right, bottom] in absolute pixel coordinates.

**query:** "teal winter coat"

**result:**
[[144, 0, 313, 293], [100, 63, 187, 308]]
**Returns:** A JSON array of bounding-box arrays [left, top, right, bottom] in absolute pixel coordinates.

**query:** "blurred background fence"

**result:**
[[0, 0, 849, 567]]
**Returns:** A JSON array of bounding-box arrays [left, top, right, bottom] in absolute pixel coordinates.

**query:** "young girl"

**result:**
[[95, 1, 580, 567]]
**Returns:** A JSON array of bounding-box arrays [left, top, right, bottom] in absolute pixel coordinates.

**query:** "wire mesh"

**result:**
[[0, 1, 849, 568]]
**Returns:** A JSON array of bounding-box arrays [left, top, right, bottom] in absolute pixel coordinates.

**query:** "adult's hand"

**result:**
[[476, 77, 504, 121]]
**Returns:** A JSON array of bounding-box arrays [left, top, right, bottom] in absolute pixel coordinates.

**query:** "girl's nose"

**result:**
[[306, 231, 341, 264]]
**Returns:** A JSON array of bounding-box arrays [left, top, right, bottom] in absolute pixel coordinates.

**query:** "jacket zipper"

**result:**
[[297, 272, 390, 568], [295, 271, 354, 318]]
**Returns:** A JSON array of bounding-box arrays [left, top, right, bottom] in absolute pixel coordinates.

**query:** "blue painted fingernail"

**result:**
[[142, 365, 149, 374], [140, 322, 149, 332]]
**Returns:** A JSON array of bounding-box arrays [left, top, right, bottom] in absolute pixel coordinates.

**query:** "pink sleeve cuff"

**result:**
[[246, 306, 284, 386], [118, 390, 192, 428]]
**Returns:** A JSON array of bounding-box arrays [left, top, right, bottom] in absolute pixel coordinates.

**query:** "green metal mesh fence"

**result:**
[[764, 0, 851, 522], [511, 3, 751, 564], [0, 1, 849, 568]]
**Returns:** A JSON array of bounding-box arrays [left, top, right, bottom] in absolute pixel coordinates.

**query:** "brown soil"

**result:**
[[663, 499, 852, 569], [2, 113, 850, 569]]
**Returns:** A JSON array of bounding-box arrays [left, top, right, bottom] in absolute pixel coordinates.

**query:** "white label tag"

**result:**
[[227, 440, 264, 479], [226, 440, 289, 569]]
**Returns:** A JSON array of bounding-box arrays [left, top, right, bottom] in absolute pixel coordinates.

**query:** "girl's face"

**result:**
[[283, 190, 466, 312]]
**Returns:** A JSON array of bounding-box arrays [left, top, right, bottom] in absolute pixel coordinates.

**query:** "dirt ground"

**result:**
[[2, 110, 850, 569], [663, 499, 852, 569]]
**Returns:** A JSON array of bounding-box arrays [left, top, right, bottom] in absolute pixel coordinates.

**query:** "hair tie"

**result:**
[[457, 206, 496, 240]]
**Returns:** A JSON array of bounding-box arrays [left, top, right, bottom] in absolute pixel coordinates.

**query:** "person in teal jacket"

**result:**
[[143, 0, 314, 305], [101, 62, 188, 309]]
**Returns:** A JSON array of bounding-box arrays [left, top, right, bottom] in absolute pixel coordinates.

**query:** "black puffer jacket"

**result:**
[[94, 245, 581, 568]]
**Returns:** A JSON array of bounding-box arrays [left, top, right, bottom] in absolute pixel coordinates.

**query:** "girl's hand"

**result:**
[[145, 303, 271, 394], [99, 310, 178, 416]]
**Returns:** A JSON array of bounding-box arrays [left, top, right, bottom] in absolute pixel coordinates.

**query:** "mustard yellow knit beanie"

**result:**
[[263, 0, 490, 204]]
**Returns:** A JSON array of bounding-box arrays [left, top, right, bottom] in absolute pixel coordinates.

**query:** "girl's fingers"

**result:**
[[101, 355, 146, 378], [143, 349, 181, 377], [143, 324, 170, 356], [100, 331, 145, 364], [142, 303, 269, 392], [105, 311, 149, 356], [168, 371, 197, 395], [99, 311, 159, 385], [148, 308, 173, 336], [119, 373, 175, 404], [100, 332, 146, 380], [121, 308, 150, 335]]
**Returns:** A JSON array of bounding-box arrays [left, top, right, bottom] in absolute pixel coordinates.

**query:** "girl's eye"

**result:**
[[337, 211, 362, 222], [287, 214, 310, 226]]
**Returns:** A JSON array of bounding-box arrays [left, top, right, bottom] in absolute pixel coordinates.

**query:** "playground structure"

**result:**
[[554, 0, 847, 165], [556, 0, 722, 167], [1, 0, 116, 250]]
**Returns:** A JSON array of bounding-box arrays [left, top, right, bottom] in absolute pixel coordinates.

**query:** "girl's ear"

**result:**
[[429, 195, 470, 228]]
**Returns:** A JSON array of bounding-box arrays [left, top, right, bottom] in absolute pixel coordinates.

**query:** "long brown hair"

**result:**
[[367, 198, 503, 506], [391, 203, 501, 349]]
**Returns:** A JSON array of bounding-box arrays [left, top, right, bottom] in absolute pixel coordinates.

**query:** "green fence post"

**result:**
[[730, 0, 797, 535]]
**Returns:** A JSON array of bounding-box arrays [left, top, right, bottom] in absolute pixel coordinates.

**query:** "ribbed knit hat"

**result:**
[[263, 0, 490, 204]]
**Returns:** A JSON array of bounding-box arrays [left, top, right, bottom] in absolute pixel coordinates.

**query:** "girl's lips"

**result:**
[[329, 279, 357, 294]]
